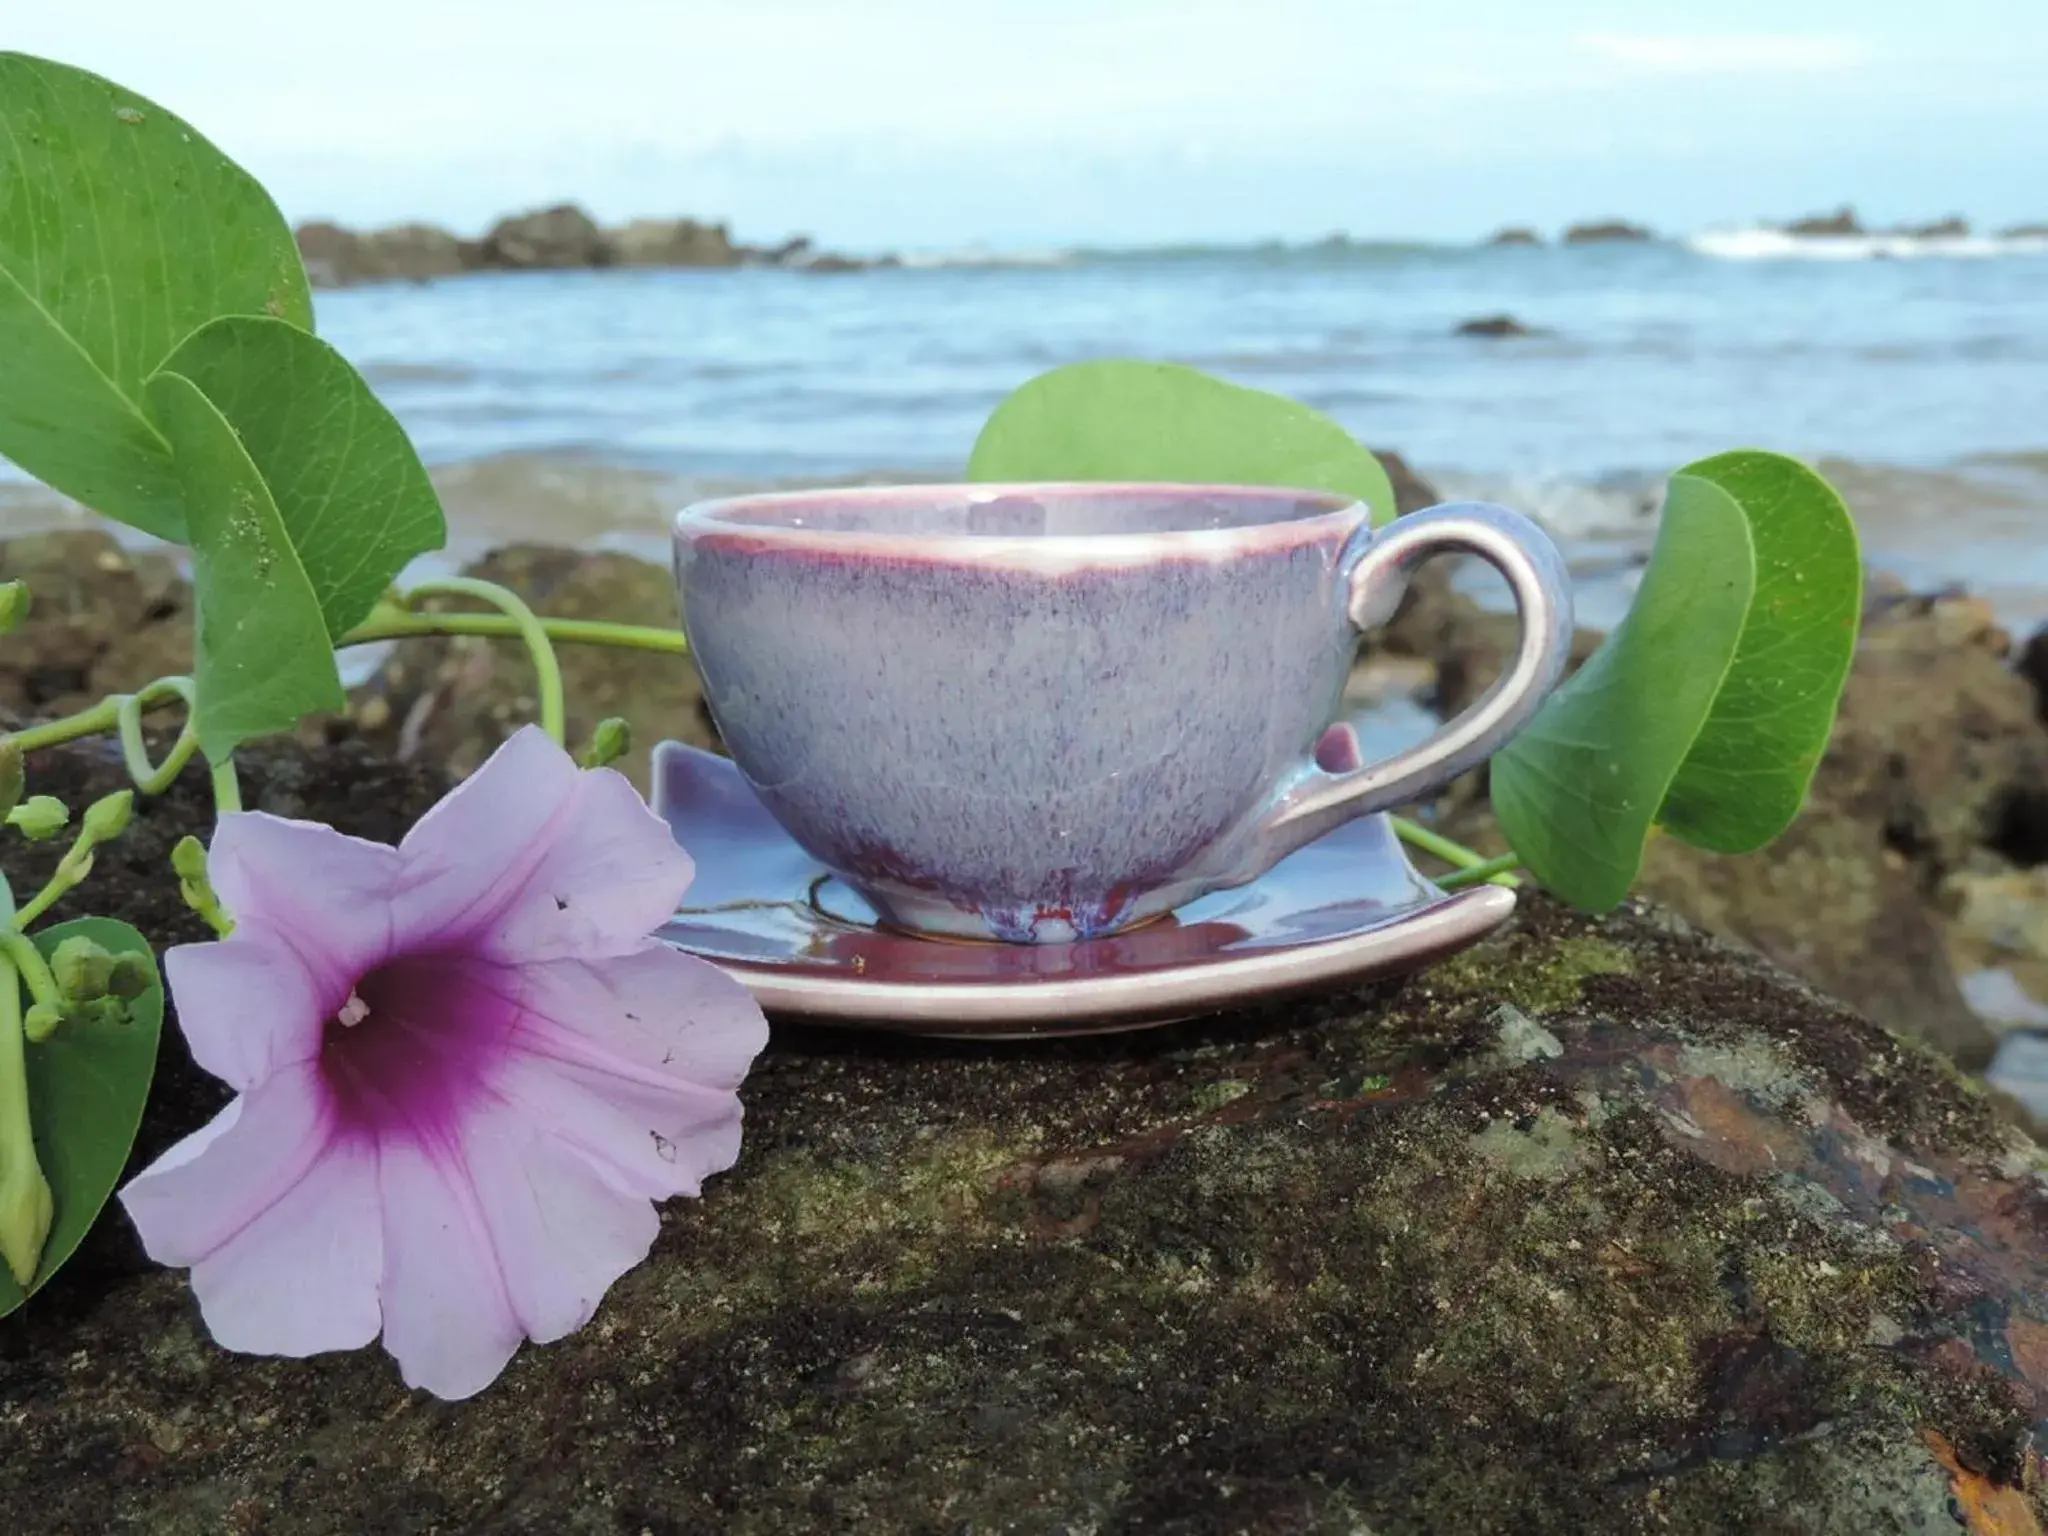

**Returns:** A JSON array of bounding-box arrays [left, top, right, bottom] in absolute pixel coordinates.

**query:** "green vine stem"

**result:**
[[388, 580, 569, 746], [0, 933, 60, 1011], [210, 758, 243, 816], [340, 609, 686, 656], [1, 696, 129, 757], [1389, 815, 1522, 891], [1434, 851, 1524, 891], [0, 889, 50, 1288], [12, 828, 95, 930], [116, 677, 201, 795]]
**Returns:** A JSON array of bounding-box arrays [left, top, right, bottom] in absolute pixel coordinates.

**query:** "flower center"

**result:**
[[317, 952, 523, 1143]]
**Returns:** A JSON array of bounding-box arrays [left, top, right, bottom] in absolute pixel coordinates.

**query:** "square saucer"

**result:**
[[649, 741, 1515, 1039]]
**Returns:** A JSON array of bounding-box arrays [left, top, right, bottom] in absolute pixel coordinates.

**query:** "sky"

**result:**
[[11, 1, 2047, 251]]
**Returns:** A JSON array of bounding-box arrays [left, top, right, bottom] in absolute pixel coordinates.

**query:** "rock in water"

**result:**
[[295, 221, 469, 287], [610, 217, 742, 268], [1455, 313, 1544, 338], [477, 203, 615, 270], [1562, 219, 1655, 244], [1898, 216, 1970, 239], [4, 734, 2048, 1532], [1784, 207, 1865, 238]]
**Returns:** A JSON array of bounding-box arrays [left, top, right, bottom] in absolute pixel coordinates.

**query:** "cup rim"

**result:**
[[674, 480, 1368, 557]]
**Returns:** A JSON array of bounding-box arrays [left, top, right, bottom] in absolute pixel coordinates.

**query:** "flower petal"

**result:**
[[388, 725, 581, 947], [163, 935, 327, 1092], [189, 1134, 382, 1359], [515, 945, 770, 1094], [119, 1063, 333, 1268], [459, 1097, 660, 1343], [482, 770, 697, 963], [122, 1071, 383, 1360], [392, 727, 695, 959], [207, 813, 403, 993], [493, 1048, 744, 1202], [374, 1136, 523, 1400]]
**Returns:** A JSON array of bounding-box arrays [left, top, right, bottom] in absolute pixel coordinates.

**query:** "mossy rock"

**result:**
[[0, 531, 192, 720], [5, 742, 2048, 1531]]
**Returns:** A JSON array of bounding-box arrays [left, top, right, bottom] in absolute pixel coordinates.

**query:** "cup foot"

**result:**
[[849, 878, 1193, 946]]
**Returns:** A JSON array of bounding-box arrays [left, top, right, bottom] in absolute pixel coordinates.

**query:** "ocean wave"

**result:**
[[1688, 227, 2048, 262], [1426, 468, 1662, 544], [892, 247, 1076, 270]]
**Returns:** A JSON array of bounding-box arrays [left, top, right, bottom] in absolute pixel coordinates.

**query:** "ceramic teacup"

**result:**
[[673, 482, 1572, 943]]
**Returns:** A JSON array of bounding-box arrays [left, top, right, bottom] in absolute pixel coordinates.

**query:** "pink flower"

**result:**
[[118, 726, 769, 1399]]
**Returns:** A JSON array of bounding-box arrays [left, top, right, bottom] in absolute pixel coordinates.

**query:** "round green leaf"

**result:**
[[1654, 451, 1863, 854], [1491, 475, 1757, 912], [0, 52, 313, 541], [0, 917, 163, 1316], [967, 360, 1399, 524], [146, 371, 348, 760], [1493, 450, 1864, 911], [158, 316, 448, 640]]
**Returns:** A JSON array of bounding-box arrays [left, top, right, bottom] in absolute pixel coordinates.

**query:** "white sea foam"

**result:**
[[1689, 227, 2048, 262], [1427, 469, 1661, 544], [892, 246, 1075, 270]]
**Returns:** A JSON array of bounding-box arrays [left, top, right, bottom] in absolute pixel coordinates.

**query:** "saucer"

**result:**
[[650, 742, 1516, 1038]]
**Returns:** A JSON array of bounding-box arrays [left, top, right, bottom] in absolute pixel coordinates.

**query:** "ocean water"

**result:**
[[6, 233, 2048, 629]]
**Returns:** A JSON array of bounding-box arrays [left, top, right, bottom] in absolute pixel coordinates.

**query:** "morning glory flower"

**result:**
[[118, 726, 769, 1399]]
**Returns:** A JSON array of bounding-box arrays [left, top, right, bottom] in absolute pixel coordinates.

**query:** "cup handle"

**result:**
[[1230, 501, 1575, 875]]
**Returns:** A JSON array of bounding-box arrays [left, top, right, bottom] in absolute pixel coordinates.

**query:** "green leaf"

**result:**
[[1492, 450, 1863, 911], [1654, 451, 1863, 853], [0, 53, 313, 541], [145, 371, 346, 759], [0, 917, 162, 1316], [1491, 476, 1757, 912], [159, 316, 447, 638], [967, 360, 1399, 524]]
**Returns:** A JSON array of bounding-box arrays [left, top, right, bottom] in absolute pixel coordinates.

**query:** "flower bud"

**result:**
[[21, 1003, 64, 1043], [107, 954, 153, 1002], [0, 1143, 51, 1288], [171, 834, 209, 884], [579, 717, 632, 770], [8, 796, 68, 842], [172, 835, 235, 937], [51, 936, 117, 1001], [81, 790, 133, 844]]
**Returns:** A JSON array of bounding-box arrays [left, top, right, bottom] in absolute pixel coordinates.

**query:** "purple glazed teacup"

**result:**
[[673, 482, 1572, 943]]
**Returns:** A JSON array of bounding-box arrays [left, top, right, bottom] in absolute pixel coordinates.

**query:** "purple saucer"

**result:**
[[650, 741, 1516, 1038]]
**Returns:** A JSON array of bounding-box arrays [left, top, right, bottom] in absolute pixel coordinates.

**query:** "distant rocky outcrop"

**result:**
[[1484, 226, 1542, 247], [476, 203, 613, 270], [1454, 313, 1545, 339], [295, 220, 470, 287], [1783, 206, 1864, 238], [1561, 219, 1654, 245], [2001, 222, 2048, 239], [1898, 215, 1969, 239], [1771, 209, 1974, 241], [293, 202, 884, 288], [611, 217, 746, 268]]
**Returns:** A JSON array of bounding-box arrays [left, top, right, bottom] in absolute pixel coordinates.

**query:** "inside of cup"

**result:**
[[693, 483, 1357, 538]]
